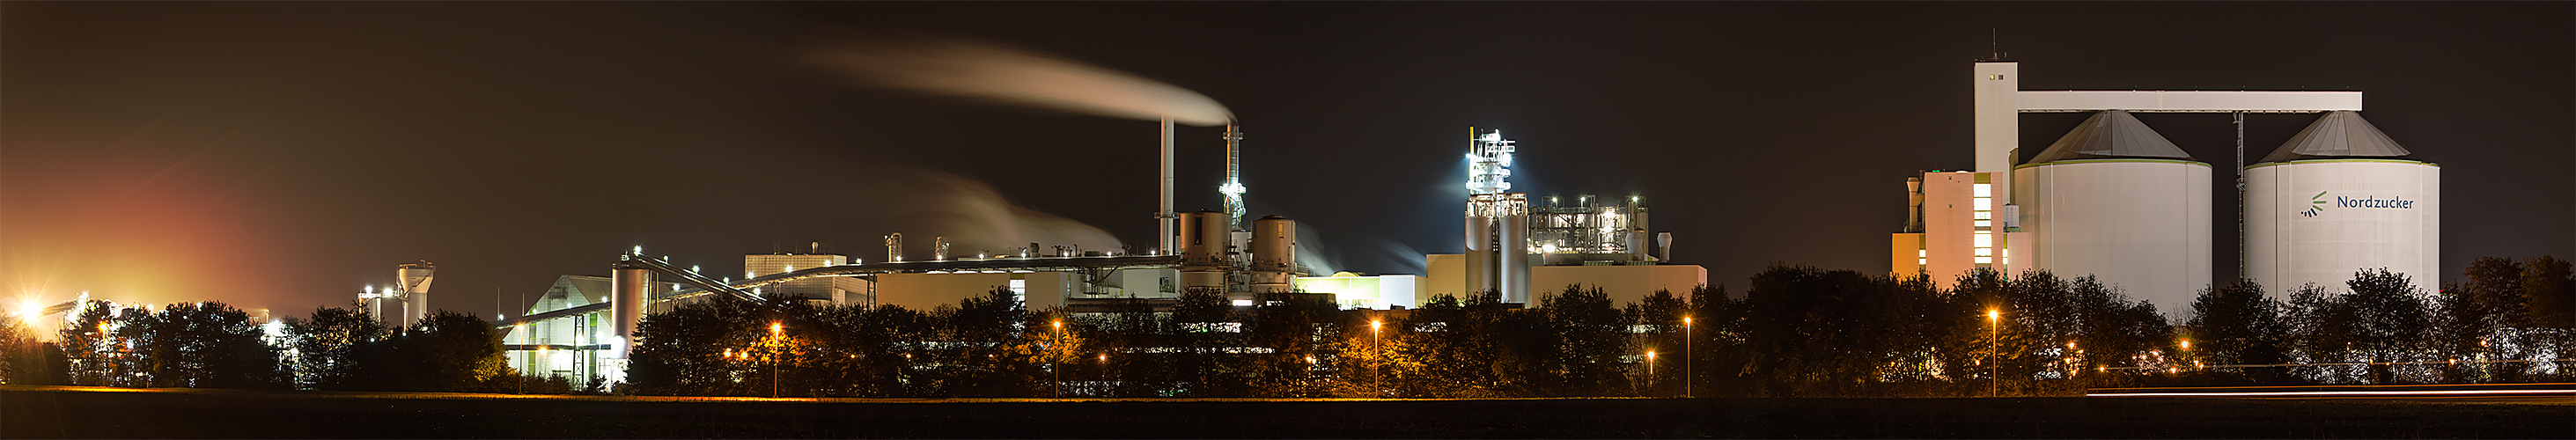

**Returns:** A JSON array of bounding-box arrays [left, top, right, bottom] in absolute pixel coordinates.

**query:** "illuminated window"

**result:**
[[1975, 220, 1991, 227], [1917, 258, 1928, 266], [1975, 256, 1992, 264], [1917, 250, 1926, 257], [1974, 212, 1991, 220], [1973, 232, 1992, 247], [1975, 248, 1991, 256], [1973, 184, 1991, 197], [1973, 197, 1991, 211]]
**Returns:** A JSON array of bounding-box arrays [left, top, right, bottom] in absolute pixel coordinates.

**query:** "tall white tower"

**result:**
[[1464, 128, 1531, 304]]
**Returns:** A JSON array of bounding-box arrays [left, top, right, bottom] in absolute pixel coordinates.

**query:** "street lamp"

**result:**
[[1645, 350, 1658, 396], [769, 322, 783, 399], [1986, 309, 1999, 398], [1052, 319, 1064, 399], [1682, 316, 1693, 399], [1371, 319, 1383, 398]]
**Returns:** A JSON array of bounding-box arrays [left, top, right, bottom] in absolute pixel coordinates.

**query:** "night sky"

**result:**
[[5, 2, 2568, 320]]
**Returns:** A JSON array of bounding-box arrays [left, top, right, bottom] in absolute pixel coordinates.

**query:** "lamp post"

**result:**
[[1682, 316, 1693, 399], [769, 322, 783, 399], [1370, 319, 1383, 398], [1986, 309, 1998, 398], [1052, 319, 1063, 399], [1645, 350, 1658, 397]]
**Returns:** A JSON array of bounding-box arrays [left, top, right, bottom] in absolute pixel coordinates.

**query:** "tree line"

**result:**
[[4, 255, 2567, 398]]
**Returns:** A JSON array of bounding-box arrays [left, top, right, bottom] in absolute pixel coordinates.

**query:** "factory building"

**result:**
[[1897, 58, 2433, 316], [1293, 272, 1425, 310], [743, 250, 875, 306], [1434, 129, 1706, 307], [1889, 171, 2029, 288], [502, 275, 621, 387], [2246, 111, 2439, 293]]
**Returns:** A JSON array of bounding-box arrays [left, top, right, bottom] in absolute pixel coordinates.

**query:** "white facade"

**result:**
[[1293, 273, 1424, 310], [1892, 171, 2028, 289], [2014, 159, 2212, 317], [2246, 160, 2440, 294]]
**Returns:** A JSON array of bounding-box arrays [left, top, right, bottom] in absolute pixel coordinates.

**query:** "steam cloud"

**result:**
[[889, 170, 1127, 258], [806, 39, 1233, 126]]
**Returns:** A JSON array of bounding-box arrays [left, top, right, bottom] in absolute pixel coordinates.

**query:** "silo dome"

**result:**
[[2245, 111, 2437, 296], [2013, 110, 2212, 318]]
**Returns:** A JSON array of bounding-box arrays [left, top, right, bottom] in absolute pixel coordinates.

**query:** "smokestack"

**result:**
[[1159, 118, 1176, 255], [885, 233, 904, 262]]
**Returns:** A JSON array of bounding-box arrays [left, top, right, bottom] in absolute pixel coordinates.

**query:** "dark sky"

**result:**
[[5, 2, 2568, 319]]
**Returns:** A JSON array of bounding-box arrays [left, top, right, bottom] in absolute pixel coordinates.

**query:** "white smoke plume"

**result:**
[[894, 170, 1126, 257], [805, 39, 1233, 127]]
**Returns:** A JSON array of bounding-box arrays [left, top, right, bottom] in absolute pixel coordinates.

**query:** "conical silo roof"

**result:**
[[2025, 110, 2197, 165], [2258, 111, 2410, 163]]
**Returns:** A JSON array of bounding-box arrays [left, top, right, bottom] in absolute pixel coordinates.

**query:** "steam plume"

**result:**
[[806, 39, 1233, 126], [854, 169, 1124, 258]]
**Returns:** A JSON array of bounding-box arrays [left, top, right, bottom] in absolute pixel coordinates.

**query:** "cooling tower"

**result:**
[[2013, 111, 2212, 317], [2245, 111, 2438, 295]]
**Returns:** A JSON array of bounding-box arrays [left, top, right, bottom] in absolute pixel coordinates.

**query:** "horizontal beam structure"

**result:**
[[497, 254, 1183, 329], [2019, 91, 2361, 114]]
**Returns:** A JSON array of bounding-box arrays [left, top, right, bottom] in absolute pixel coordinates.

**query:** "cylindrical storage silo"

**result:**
[[1251, 216, 1296, 293], [1499, 213, 1529, 304], [1464, 215, 1494, 297], [398, 261, 434, 326], [609, 261, 651, 359], [1180, 210, 1229, 290], [2013, 111, 2211, 318], [2245, 111, 2438, 296]]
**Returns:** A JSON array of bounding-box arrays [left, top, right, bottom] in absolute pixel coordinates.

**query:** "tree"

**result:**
[[2188, 280, 2290, 383], [283, 302, 387, 390], [2346, 269, 2435, 384], [58, 302, 119, 386], [1540, 285, 1630, 396], [2523, 256, 2575, 328], [381, 311, 508, 392], [1, 320, 65, 385], [135, 302, 287, 389], [1624, 289, 1689, 396]]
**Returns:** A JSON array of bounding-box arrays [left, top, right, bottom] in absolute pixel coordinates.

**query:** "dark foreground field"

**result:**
[[4, 386, 2567, 438]]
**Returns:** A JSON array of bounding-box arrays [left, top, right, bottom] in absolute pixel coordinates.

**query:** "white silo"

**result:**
[[2013, 111, 2212, 317], [2245, 111, 2438, 295], [396, 260, 435, 326]]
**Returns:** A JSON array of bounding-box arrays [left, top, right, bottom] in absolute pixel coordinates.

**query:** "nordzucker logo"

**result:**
[[2301, 191, 2414, 217]]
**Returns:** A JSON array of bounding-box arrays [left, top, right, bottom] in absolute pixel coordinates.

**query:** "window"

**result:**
[[1973, 232, 1993, 247], [1975, 248, 1991, 257], [1975, 256, 1993, 264], [1973, 198, 1991, 211], [1973, 184, 1991, 197]]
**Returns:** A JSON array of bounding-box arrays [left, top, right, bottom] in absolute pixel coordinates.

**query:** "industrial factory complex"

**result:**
[[272, 58, 2440, 387], [1892, 58, 2437, 318]]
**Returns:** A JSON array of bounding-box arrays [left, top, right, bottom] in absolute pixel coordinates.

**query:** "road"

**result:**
[[6, 385, 2570, 438]]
